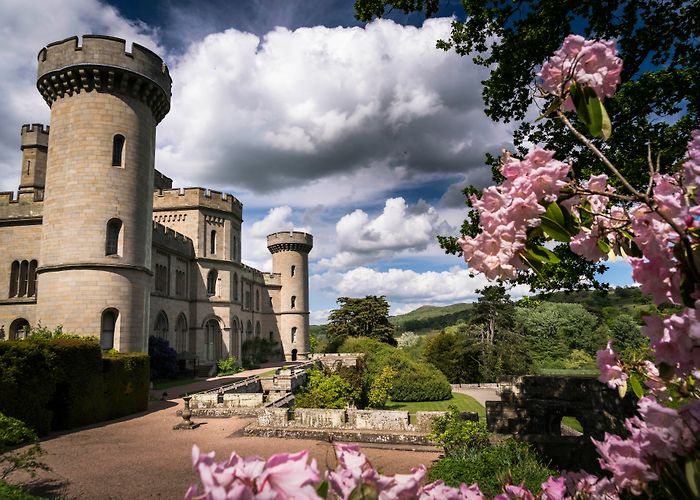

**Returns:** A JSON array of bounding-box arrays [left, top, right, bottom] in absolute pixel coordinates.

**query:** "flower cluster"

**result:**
[[596, 340, 628, 389], [539, 34, 622, 109], [457, 149, 570, 279], [643, 306, 700, 379], [594, 397, 700, 495]]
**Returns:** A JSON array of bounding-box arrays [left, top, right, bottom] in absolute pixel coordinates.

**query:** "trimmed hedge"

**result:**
[[0, 338, 149, 435]]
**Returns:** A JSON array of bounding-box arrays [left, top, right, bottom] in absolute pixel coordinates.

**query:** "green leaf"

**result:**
[[541, 217, 571, 242], [597, 238, 611, 254], [526, 245, 561, 264], [570, 83, 612, 140], [316, 481, 329, 498], [536, 97, 562, 121], [545, 202, 565, 227], [629, 373, 644, 399], [686, 459, 700, 498]]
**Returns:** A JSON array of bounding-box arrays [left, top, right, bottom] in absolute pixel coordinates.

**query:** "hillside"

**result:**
[[390, 303, 473, 334]]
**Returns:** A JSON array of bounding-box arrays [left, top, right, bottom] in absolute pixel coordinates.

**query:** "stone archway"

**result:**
[[291, 349, 298, 361], [9, 318, 29, 340]]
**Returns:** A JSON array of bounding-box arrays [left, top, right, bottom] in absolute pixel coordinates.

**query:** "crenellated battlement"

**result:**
[[266, 231, 314, 254], [0, 190, 44, 220], [152, 220, 194, 257], [264, 273, 282, 286], [153, 187, 243, 219], [21, 123, 50, 136], [36, 35, 171, 122]]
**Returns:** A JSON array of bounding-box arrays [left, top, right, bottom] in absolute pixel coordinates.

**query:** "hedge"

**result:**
[[0, 338, 149, 435]]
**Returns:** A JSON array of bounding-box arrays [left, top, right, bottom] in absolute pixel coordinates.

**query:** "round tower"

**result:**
[[267, 231, 313, 361], [35, 35, 171, 351]]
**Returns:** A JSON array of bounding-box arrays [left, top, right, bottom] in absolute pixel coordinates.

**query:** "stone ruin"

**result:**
[[486, 375, 637, 471]]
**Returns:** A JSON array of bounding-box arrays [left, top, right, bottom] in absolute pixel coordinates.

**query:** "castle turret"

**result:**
[[35, 35, 171, 351], [18, 124, 49, 195], [267, 231, 313, 361]]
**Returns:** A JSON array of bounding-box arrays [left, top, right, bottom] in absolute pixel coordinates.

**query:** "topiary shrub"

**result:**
[[386, 352, 452, 402], [148, 336, 178, 380], [102, 352, 149, 419], [294, 368, 355, 409]]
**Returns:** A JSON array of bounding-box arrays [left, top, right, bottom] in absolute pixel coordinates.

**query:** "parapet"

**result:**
[[153, 187, 243, 220], [154, 169, 173, 190], [152, 221, 194, 258], [0, 190, 44, 220], [36, 35, 171, 122], [20, 124, 50, 149], [264, 273, 282, 287], [266, 231, 314, 254]]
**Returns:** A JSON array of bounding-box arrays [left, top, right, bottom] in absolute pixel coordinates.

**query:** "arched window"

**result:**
[[255, 290, 260, 310], [233, 235, 237, 261], [18, 260, 28, 297], [246, 320, 252, 338], [291, 296, 296, 309], [269, 331, 274, 342], [291, 349, 298, 361], [28, 260, 37, 297], [291, 265, 295, 277], [101, 309, 117, 350], [175, 314, 188, 352], [255, 321, 261, 338], [154, 311, 169, 341], [112, 134, 125, 166], [9, 318, 29, 340], [291, 327, 297, 343], [205, 319, 221, 361], [233, 273, 238, 301], [210, 230, 216, 255], [206, 269, 217, 296], [105, 219, 122, 256], [9, 261, 19, 297]]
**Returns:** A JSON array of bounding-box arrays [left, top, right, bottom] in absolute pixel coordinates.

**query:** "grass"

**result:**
[[537, 368, 599, 376], [0, 481, 44, 500], [257, 368, 278, 377], [383, 392, 485, 420], [562, 416, 584, 433], [152, 377, 196, 390]]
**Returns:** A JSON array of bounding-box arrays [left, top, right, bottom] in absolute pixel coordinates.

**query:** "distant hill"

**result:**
[[390, 303, 473, 334]]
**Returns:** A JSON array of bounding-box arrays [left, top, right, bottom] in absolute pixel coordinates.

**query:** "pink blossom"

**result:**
[[257, 451, 321, 499], [418, 480, 469, 499], [593, 433, 657, 495], [494, 483, 536, 500], [683, 130, 700, 189], [643, 308, 700, 379], [596, 341, 628, 388], [570, 226, 607, 261], [540, 476, 568, 499], [377, 465, 426, 499], [559, 471, 617, 498], [539, 35, 622, 110], [459, 483, 487, 500]]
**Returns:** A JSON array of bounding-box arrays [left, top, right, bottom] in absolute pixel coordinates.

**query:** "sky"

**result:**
[[0, 0, 634, 322]]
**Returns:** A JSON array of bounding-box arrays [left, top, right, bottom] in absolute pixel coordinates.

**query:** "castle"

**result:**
[[0, 35, 313, 367]]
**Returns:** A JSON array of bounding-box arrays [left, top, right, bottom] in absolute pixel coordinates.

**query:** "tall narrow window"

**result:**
[[205, 320, 220, 361], [233, 235, 237, 260], [9, 260, 19, 297], [26, 160, 31, 175], [112, 134, 125, 166], [291, 327, 297, 343], [269, 331, 274, 342], [233, 273, 238, 300], [291, 296, 296, 309], [291, 265, 295, 277], [18, 260, 28, 297], [27, 260, 37, 297], [175, 314, 188, 352], [246, 320, 252, 338], [101, 309, 117, 350], [255, 321, 261, 338], [154, 311, 169, 341], [210, 230, 216, 255], [207, 269, 218, 296], [255, 290, 260, 310], [105, 218, 122, 256]]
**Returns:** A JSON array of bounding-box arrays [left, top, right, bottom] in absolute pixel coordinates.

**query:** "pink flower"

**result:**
[[494, 483, 536, 500], [643, 308, 700, 379], [377, 465, 426, 499], [593, 434, 657, 495], [570, 226, 607, 261], [596, 341, 628, 388], [257, 451, 321, 499], [683, 130, 700, 189], [459, 483, 487, 500], [560, 471, 617, 498], [418, 480, 469, 499], [540, 476, 568, 499]]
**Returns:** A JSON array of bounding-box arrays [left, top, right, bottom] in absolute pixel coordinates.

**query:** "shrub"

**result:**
[[216, 356, 242, 376], [367, 366, 396, 409], [428, 438, 555, 498], [0, 412, 49, 481], [102, 352, 150, 419], [148, 336, 178, 380], [294, 368, 355, 409], [0, 481, 45, 500], [387, 353, 452, 402], [430, 408, 490, 453]]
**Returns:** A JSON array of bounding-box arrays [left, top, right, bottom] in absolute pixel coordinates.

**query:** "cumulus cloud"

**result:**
[[311, 266, 530, 320], [156, 18, 513, 202], [0, 0, 162, 192], [317, 197, 453, 268]]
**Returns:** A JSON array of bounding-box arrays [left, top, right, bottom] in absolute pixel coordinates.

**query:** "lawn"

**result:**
[[537, 368, 599, 376], [383, 392, 485, 420]]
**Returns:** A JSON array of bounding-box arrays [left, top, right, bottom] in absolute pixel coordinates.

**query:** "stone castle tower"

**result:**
[[267, 232, 313, 360], [0, 35, 312, 364], [35, 36, 170, 352]]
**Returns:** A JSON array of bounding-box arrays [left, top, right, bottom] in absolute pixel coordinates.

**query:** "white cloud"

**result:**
[[310, 265, 531, 320], [318, 197, 453, 268], [0, 0, 163, 192]]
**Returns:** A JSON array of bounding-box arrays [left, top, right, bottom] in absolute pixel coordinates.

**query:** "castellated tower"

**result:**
[[18, 124, 49, 196], [267, 232, 313, 361], [35, 36, 171, 351]]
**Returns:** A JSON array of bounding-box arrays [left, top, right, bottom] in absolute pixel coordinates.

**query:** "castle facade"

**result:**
[[0, 35, 312, 366]]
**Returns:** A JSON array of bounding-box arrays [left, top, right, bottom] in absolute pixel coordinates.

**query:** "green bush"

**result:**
[[102, 353, 149, 419], [216, 356, 242, 376], [0, 480, 45, 500], [294, 368, 355, 409], [0, 412, 49, 481], [428, 438, 555, 498], [430, 408, 490, 453]]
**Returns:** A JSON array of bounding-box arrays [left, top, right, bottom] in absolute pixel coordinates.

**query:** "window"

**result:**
[[154, 311, 169, 341], [9, 318, 29, 340], [255, 290, 260, 310], [112, 134, 125, 166], [291, 327, 297, 343], [233, 273, 238, 300], [255, 321, 261, 338], [26, 160, 31, 175], [105, 218, 122, 256], [175, 314, 188, 352], [291, 265, 295, 277], [269, 331, 274, 342], [246, 320, 252, 338], [244, 289, 251, 310], [155, 264, 168, 294], [205, 319, 220, 361], [207, 270, 217, 296], [175, 269, 186, 296], [101, 309, 117, 350], [291, 296, 296, 309], [233, 235, 237, 261], [8, 260, 38, 298], [210, 230, 216, 255]]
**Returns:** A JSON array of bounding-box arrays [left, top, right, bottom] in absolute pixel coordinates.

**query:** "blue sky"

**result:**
[[0, 0, 633, 321]]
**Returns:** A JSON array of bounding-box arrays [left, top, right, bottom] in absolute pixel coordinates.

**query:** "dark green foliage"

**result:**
[[294, 368, 356, 409], [430, 408, 490, 453], [326, 296, 397, 350], [241, 338, 280, 368], [428, 439, 555, 498], [216, 356, 242, 376], [0, 480, 45, 500], [148, 336, 178, 380], [0, 413, 36, 450], [0, 412, 49, 482], [102, 352, 149, 420]]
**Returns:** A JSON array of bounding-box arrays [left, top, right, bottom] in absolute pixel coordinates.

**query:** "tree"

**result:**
[[326, 296, 397, 350], [354, 0, 699, 292], [470, 284, 515, 345]]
